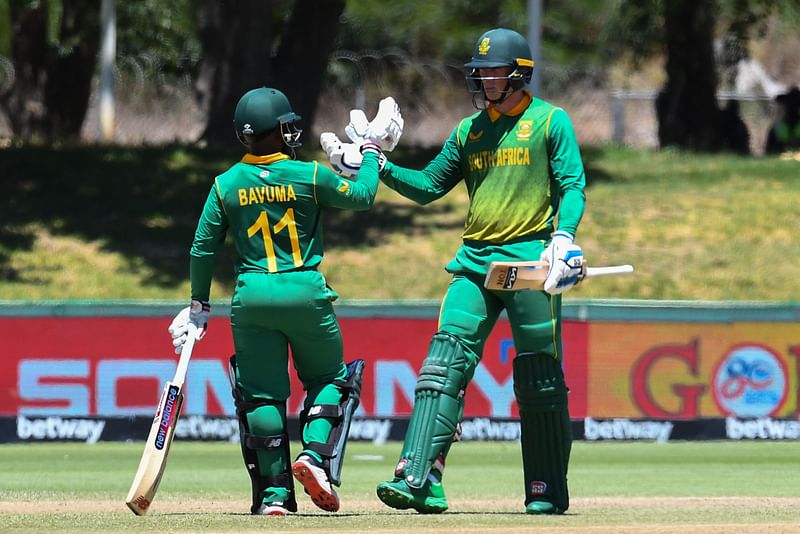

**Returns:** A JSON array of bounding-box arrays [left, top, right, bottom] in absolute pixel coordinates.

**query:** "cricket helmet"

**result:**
[[464, 28, 535, 102], [234, 87, 302, 147]]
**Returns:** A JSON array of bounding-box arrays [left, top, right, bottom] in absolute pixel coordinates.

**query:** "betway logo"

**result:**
[[176, 415, 239, 443], [16, 415, 105, 444], [348, 419, 392, 445], [584, 417, 673, 443], [459, 417, 521, 441], [726, 417, 800, 440]]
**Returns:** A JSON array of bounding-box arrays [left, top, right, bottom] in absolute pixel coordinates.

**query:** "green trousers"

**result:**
[[438, 272, 563, 373], [230, 270, 348, 502]]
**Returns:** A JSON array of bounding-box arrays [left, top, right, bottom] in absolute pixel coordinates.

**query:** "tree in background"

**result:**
[[195, 0, 345, 145], [609, 0, 799, 152], [0, 0, 99, 143], [0, 0, 797, 148]]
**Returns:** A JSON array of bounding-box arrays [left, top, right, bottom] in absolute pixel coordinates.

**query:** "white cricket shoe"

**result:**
[[254, 502, 289, 516], [291, 454, 340, 512]]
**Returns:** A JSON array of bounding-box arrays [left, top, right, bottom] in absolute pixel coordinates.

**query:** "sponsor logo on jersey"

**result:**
[[478, 37, 491, 56], [259, 170, 270, 178], [468, 130, 484, 142], [337, 181, 350, 194], [516, 120, 533, 140]]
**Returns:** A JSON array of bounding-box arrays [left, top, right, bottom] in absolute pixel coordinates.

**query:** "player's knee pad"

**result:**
[[298, 358, 365, 487], [229, 355, 297, 513], [513, 352, 571, 512], [399, 332, 468, 488]]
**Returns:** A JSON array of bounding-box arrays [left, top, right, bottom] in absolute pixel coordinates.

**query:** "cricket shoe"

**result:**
[[254, 502, 290, 516], [292, 454, 340, 512], [525, 500, 565, 515], [375, 478, 448, 514]]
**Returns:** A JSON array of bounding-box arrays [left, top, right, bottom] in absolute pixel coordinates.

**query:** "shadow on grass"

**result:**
[[0, 144, 459, 289]]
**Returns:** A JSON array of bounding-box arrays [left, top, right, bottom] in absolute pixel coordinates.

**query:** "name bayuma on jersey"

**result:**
[[238, 184, 297, 206]]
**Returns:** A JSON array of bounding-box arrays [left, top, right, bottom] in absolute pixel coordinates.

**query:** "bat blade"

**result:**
[[484, 261, 634, 291], [125, 382, 184, 515], [125, 322, 198, 515]]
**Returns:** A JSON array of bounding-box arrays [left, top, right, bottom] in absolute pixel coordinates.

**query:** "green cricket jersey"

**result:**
[[189, 151, 381, 301], [379, 91, 586, 275]]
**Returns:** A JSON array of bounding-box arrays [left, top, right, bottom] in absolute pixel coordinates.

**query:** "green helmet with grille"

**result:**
[[464, 28, 535, 101], [233, 87, 302, 147]]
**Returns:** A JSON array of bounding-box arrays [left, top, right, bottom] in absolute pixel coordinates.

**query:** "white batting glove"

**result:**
[[320, 132, 386, 177], [366, 96, 403, 151], [539, 231, 586, 295], [344, 97, 403, 152], [344, 109, 370, 145], [168, 299, 209, 355], [321, 132, 363, 177]]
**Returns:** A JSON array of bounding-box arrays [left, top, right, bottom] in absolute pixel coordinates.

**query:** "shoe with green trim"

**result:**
[[376, 478, 448, 514], [525, 500, 564, 515]]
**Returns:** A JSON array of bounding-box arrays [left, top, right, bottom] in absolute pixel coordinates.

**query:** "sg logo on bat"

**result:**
[[501, 267, 518, 289]]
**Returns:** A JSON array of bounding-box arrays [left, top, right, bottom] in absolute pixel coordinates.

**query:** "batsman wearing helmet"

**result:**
[[322, 28, 587, 515], [168, 87, 400, 515]]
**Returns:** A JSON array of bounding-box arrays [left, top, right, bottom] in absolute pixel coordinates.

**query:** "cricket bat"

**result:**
[[484, 260, 634, 291], [125, 322, 199, 515]]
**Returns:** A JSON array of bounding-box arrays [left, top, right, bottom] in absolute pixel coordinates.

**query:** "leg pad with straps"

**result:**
[[299, 359, 365, 487], [514, 352, 572, 513], [399, 332, 467, 489], [229, 355, 297, 513]]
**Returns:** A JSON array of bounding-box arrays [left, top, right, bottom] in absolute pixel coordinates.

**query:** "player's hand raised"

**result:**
[[321, 132, 363, 177], [344, 97, 404, 152]]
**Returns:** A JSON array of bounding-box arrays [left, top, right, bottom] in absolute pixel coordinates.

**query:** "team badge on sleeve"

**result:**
[[337, 180, 351, 195]]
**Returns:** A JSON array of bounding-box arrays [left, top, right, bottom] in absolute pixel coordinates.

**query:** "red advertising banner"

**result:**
[[0, 315, 588, 418], [1, 311, 798, 419]]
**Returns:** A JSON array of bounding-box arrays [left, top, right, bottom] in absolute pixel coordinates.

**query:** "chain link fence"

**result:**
[[0, 49, 787, 154]]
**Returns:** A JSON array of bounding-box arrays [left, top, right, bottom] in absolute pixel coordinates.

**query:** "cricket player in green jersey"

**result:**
[[322, 28, 587, 515], [167, 87, 401, 516]]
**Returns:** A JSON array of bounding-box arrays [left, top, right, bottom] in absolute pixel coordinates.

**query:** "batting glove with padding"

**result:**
[[365, 96, 403, 151], [168, 299, 209, 354], [321, 132, 364, 177], [539, 231, 586, 295], [345, 109, 370, 145], [345, 97, 403, 152], [320, 132, 386, 177]]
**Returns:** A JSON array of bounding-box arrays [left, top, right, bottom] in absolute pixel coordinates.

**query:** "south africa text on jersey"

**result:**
[[238, 184, 297, 206], [467, 147, 531, 171]]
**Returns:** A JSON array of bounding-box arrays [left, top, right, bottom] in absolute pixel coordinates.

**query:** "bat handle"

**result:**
[[173, 323, 199, 386], [586, 264, 635, 277]]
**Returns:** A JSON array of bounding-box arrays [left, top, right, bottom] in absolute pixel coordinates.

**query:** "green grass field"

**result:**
[[2, 441, 799, 533]]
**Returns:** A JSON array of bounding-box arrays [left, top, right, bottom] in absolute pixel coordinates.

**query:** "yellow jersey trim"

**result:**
[[456, 118, 468, 147], [312, 160, 319, 204], [213, 176, 228, 216], [545, 107, 561, 140], [240, 152, 290, 165], [549, 295, 560, 360]]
